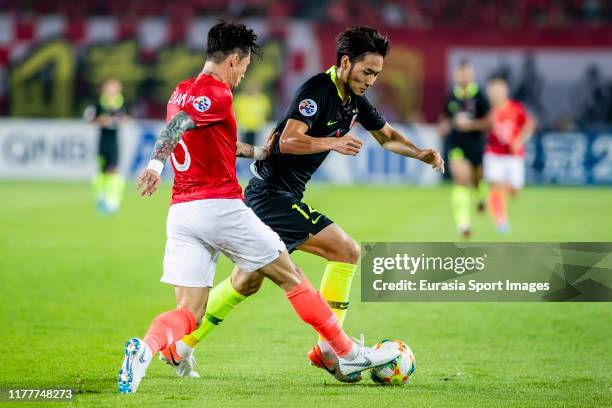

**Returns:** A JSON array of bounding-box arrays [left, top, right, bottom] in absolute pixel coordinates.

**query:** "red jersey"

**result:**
[[486, 100, 527, 156], [166, 74, 242, 204]]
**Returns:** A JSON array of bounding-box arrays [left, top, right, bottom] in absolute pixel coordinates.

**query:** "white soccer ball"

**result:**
[[370, 339, 415, 385]]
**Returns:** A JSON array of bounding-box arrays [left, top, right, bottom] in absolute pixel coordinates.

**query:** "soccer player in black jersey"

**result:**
[[166, 26, 444, 382], [438, 60, 490, 238], [84, 78, 129, 214]]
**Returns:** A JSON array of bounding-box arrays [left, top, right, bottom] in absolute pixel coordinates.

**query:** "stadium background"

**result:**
[[1, 1, 611, 406]]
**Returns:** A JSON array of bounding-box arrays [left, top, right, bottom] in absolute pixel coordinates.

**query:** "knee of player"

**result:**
[[326, 238, 360, 264], [234, 277, 262, 297], [345, 239, 361, 264]]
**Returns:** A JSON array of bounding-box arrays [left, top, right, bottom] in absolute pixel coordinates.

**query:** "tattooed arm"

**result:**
[[151, 111, 195, 162], [236, 142, 254, 158], [136, 111, 195, 196], [236, 141, 268, 159]]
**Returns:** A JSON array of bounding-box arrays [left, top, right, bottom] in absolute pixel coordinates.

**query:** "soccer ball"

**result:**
[[370, 339, 415, 385]]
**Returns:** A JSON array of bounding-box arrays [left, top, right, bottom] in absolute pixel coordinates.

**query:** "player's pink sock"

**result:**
[[488, 189, 507, 226], [286, 279, 353, 357], [143, 308, 196, 355]]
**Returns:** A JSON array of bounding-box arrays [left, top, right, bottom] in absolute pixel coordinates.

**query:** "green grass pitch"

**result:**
[[1, 181, 611, 407]]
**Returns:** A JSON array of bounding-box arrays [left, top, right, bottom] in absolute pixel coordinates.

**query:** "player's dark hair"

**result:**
[[206, 21, 261, 63], [458, 58, 472, 68], [487, 74, 507, 84], [336, 26, 390, 66]]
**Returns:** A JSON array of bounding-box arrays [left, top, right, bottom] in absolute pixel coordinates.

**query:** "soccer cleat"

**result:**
[[307, 344, 362, 383], [118, 338, 152, 393], [477, 200, 486, 214], [159, 343, 200, 378], [96, 198, 108, 215], [459, 226, 472, 239], [338, 336, 401, 377], [496, 222, 511, 235]]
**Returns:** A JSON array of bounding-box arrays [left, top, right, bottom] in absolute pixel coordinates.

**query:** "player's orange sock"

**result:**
[[286, 279, 353, 357], [488, 189, 507, 226], [143, 308, 196, 355]]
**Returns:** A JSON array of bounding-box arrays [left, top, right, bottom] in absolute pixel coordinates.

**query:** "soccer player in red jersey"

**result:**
[[484, 76, 536, 234], [116, 21, 400, 394]]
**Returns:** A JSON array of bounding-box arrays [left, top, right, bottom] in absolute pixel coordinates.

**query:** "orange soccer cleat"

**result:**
[[159, 343, 200, 378], [307, 344, 362, 383]]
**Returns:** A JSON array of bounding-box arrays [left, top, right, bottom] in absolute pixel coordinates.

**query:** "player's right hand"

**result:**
[[331, 136, 363, 156], [137, 169, 161, 197]]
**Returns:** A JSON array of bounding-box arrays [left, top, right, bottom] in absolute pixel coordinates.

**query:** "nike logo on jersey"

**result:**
[[327, 120, 338, 126], [342, 356, 372, 367]]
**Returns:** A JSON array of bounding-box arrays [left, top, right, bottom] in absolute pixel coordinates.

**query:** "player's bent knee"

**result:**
[[339, 239, 360, 264], [326, 238, 360, 264], [232, 271, 263, 297], [347, 239, 360, 263]]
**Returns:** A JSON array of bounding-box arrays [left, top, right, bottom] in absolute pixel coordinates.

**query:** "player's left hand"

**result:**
[[136, 169, 160, 197], [418, 148, 445, 174]]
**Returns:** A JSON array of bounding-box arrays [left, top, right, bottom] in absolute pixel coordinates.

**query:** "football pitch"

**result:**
[[1, 181, 611, 407]]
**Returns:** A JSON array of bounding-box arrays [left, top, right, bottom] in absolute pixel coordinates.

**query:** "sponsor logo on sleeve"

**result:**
[[298, 99, 317, 117], [193, 96, 212, 112]]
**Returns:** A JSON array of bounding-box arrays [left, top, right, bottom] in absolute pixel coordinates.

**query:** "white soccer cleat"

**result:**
[[159, 342, 200, 378], [338, 335, 401, 376], [118, 338, 152, 393]]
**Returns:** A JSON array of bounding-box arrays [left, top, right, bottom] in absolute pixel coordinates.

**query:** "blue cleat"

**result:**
[[118, 338, 152, 394]]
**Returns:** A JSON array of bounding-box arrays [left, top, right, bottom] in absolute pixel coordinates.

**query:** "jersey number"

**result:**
[[292, 204, 323, 224], [171, 139, 191, 172]]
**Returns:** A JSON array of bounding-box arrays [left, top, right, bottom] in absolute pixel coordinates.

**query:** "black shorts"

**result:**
[[447, 133, 484, 167], [244, 179, 334, 253], [98, 132, 119, 172]]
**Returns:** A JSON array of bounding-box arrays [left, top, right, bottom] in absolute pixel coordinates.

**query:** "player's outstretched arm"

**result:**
[[370, 123, 445, 174], [137, 111, 195, 197], [279, 119, 362, 156]]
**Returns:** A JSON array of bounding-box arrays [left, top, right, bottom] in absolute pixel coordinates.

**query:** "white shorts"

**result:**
[[161, 199, 286, 288], [483, 153, 525, 189]]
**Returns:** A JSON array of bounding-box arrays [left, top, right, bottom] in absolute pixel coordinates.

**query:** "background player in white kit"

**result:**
[[116, 21, 399, 394]]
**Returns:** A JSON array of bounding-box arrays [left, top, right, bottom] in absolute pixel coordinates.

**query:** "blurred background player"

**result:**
[[438, 60, 490, 237], [84, 78, 129, 214], [234, 81, 271, 146], [484, 76, 536, 234]]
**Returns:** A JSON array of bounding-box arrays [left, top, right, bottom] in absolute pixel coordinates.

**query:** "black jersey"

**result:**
[[84, 94, 127, 171], [443, 82, 489, 141], [92, 94, 127, 138], [252, 66, 386, 199]]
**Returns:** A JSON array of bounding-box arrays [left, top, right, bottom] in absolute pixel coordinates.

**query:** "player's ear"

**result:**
[[229, 53, 240, 67], [340, 55, 351, 70]]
